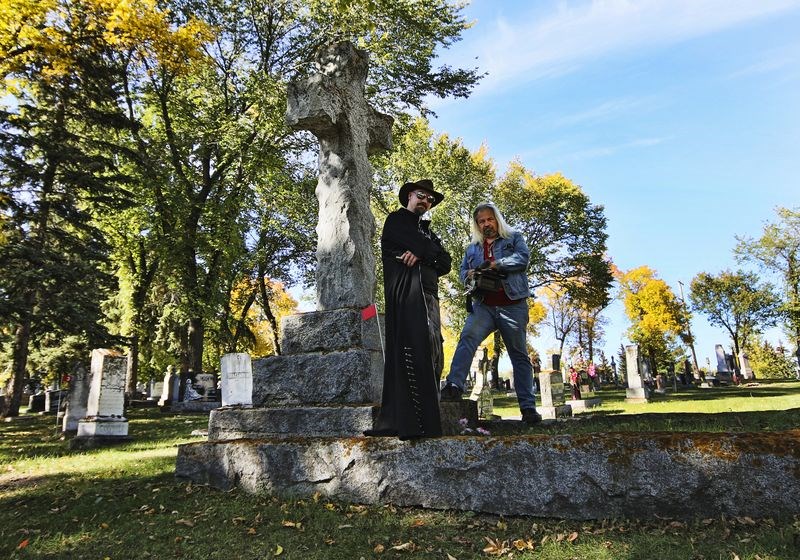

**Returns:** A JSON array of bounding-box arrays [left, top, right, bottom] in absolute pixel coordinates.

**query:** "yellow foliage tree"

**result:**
[[618, 266, 687, 373]]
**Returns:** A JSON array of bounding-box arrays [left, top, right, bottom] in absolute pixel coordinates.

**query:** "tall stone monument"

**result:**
[[204, 42, 390, 441], [72, 349, 129, 447], [624, 344, 650, 403], [286, 41, 393, 310]]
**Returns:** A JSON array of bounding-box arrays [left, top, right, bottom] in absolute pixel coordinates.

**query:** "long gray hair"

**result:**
[[470, 202, 515, 244]]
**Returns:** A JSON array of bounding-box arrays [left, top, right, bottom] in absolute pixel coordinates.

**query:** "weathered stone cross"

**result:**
[[286, 41, 393, 310]]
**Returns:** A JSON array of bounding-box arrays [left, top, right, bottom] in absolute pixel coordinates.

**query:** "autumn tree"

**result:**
[[618, 266, 687, 373], [0, 0, 194, 414], [690, 270, 781, 365]]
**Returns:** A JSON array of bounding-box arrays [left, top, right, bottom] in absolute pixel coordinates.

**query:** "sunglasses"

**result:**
[[414, 191, 436, 203]]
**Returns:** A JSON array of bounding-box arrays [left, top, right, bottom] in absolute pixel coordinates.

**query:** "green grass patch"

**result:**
[[1, 383, 800, 559]]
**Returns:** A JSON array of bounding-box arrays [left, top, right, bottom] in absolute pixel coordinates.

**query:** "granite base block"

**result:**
[[175, 429, 800, 520], [569, 398, 602, 412], [253, 349, 382, 406], [208, 405, 378, 440], [439, 400, 479, 435], [539, 404, 573, 420]]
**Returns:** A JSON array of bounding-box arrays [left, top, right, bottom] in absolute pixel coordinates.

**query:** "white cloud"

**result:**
[[553, 95, 664, 127], [463, 0, 800, 93]]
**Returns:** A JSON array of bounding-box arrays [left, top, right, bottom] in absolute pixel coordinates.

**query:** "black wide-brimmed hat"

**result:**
[[398, 179, 445, 208]]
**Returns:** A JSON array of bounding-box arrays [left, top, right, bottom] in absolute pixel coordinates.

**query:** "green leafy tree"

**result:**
[[744, 338, 797, 379], [494, 163, 613, 314], [690, 270, 781, 366], [0, 0, 156, 415], [736, 207, 800, 364]]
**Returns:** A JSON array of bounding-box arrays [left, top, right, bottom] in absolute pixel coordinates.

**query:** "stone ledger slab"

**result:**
[[281, 308, 383, 355], [176, 430, 800, 520]]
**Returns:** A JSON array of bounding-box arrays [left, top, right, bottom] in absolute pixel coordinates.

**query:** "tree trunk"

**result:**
[[126, 333, 139, 398], [258, 269, 281, 355], [188, 317, 204, 378], [4, 318, 32, 417]]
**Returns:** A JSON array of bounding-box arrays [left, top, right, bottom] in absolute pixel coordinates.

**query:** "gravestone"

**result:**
[[711, 344, 733, 385], [286, 41, 393, 310], [73, 349, 129, 447], [63, 364, 91, 433], [158, 366, 179, 407], [625, 344, 651, 403], [149, 380, 164, 401], [220, 353, 252, 407], [538, 370, 572, 419], [27, 392, 45, 413], [739, 351, 754, 380], [202, 42, 392, 441], [195, 373, 217, 400], [44, 389, 67, 414]]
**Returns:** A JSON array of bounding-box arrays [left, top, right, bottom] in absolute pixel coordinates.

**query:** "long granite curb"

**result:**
[[175, 430, 800, 520]]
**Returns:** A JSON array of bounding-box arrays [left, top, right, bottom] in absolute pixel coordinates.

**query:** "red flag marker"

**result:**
[[361, 303, 377, 320]]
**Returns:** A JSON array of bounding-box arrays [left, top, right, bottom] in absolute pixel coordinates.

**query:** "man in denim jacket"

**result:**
[[441, 203, 542, 425]]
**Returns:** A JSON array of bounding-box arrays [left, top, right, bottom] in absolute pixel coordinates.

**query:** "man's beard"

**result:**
[[483, 226, 496, 237], [414, 204, 427, 215]]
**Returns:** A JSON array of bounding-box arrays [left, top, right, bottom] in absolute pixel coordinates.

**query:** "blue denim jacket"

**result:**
[[459, 231, 531, 301]]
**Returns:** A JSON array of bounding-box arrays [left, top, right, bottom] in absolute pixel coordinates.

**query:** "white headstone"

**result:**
[[739, 351, 754, 380], [221, 353, 252, 406], [86, 349, 126, 417], [77, 349, 129, 438]]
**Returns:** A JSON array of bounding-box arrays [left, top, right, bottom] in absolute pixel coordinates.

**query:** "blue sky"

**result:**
[[428, 0, 800, 367]]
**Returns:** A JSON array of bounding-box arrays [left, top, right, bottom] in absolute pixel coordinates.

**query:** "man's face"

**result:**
[[407, 189, 435, 215], [476, 209, 498, 239]]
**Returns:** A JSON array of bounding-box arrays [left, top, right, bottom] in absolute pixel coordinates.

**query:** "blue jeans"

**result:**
[[445, 299, 536, 410]]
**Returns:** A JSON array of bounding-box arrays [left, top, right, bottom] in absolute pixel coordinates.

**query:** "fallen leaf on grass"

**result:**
[[567, 532, 579, 543], [231, 517, 246, 524], [274, 544, 283, 556], [175, 519, 194, 527], [100, 523, 109, 529], [281, 520, 302, 529], [247, 527, 257, 535], [391, 542, 415, 552], [337, 524, 353, 529], [512, 538, 534, 551], [17, 539, 29, 550], [323, 538, 336, 545], [446, 554, 458, 560], [373, 543, 385, 553], [496, 519, 507, 531], [410, 519, 426, 527], [483, 537, 510, 555]]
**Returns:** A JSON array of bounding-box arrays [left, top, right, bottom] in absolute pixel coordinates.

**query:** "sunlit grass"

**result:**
[[1, 386, 800, 558]]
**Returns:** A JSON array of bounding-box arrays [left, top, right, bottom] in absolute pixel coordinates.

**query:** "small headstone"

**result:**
[[158, 366, 179, 407], [27, 392, 45, 413], [538, 370, 572, 420], [221, 353, 253, 407], [195, 373, 216, 401], [44, 389, 67, 414], [149, 380, 164, 401]]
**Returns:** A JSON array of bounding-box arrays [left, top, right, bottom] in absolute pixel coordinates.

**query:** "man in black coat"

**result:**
[[365, 179, 451, 439]]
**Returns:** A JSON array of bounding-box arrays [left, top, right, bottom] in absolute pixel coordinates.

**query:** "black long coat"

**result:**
[[371, 208, 451, 438]]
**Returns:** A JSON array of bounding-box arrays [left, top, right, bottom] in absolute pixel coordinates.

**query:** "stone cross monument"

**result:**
[[286, 41, 393, 310]]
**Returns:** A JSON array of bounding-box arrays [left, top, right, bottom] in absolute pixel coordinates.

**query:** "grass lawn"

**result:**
[[1, 381, 799, 559]]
